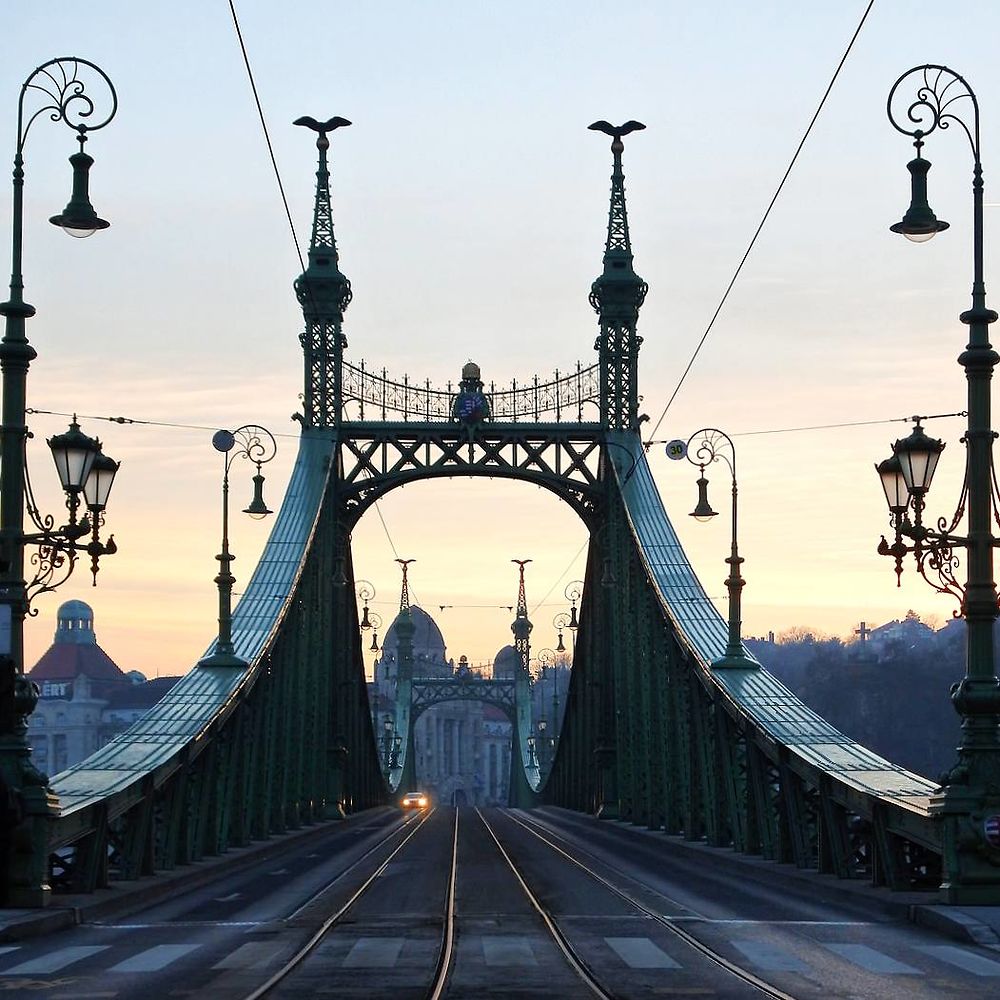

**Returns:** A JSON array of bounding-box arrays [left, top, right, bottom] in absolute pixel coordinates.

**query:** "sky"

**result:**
[[5, 1, 1000, 678]]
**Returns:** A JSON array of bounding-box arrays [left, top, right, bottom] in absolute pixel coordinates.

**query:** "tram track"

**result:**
[[238, 806, 808, 999], [242, 806, 444, 1000], [500, 808, 802, 1000]]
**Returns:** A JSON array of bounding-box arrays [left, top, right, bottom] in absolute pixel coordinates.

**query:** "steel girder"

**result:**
[[336, 422, 604, 526], [544, 438, 944, 891]]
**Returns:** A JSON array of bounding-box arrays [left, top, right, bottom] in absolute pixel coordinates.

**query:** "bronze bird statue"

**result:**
[[588, 120, 645, 138], [293, 115, 352, 134]]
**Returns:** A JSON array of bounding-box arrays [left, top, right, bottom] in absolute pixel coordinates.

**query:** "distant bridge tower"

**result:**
[[293, 115, 353, 428], [589, 121, 648, 432]]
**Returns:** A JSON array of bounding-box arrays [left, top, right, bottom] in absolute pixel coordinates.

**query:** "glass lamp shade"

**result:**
[[47, 418, 100, 492], [889, 155, 949, 242], [383, 717, 393, 734], [893, 422, 945, 494], [875, 454, 909, 513], [242, 473, 272, 520], [690, 474, 718, 522], [83, 451, 120, 511], [49, 151, 110, 238], [537, 718, 548, 733]]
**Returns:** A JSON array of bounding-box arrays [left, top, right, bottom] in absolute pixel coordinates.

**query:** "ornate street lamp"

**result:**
[[564, 580, 583, 631], [356, 579, 375, 630], [0, 58, 119, 908], [681, 428, 753, 669], [199, 426, 276, 668], [882, 64, 1000, 903], [367, 611, 383, 653]]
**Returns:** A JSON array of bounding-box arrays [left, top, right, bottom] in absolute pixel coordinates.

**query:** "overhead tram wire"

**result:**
[[227, 0, 408, 584], [644, 0, 876, 447]]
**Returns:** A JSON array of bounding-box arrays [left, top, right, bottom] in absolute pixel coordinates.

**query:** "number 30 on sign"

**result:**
[[666, 440, 687, 461]]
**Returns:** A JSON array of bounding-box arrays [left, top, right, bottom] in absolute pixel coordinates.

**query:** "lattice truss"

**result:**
[[337, 426, 604, 523], [302, 319, 339, 427], [411, 677, 516, 718], [598, 319, 640, 431]]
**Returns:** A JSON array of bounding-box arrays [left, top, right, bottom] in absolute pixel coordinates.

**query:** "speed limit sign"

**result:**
[[666, 439, 687, 461]]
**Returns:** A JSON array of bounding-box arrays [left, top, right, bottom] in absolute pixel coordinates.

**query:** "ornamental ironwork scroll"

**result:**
[[341, 360, 600, 423]]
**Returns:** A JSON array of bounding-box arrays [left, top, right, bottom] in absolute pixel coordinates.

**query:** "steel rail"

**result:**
[[476, 808, 618, 1000], [426, 808, 459, 1000], [241, 807, 438, 1000], [504, 810, 802, 1000], [283, 810, 423, 921]]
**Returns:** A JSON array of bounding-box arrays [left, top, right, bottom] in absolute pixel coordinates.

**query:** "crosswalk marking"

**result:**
[[213, 941, 287, 971], [342, 937, 405, 968], [731, 940, 808, 972], [823, 943, 921, 974], [917, 944, 1000, 976], [4, 945, 109, 974], [604, 937, 680, 969], [109, 944, 201, 973], [481, 936, 537, 966]]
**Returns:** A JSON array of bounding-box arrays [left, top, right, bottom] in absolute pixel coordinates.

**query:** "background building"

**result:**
[[27, 600, 180, 776]]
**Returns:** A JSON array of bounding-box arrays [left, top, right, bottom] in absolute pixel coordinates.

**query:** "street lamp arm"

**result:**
[[888, 64, 980, 161], [16, 58, 117, 153]]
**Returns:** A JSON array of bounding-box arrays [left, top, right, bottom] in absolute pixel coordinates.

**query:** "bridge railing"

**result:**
[[342, 359, 600, 422]]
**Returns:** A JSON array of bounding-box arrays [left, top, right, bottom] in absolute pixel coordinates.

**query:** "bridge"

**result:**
[[2, 68, 1000, 999]]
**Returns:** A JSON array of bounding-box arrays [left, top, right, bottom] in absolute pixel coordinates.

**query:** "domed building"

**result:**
[[27, 601, 180, 775], [368, 605, 512, 805]]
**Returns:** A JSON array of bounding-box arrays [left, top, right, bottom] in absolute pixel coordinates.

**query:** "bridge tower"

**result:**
[[391, 558, 418, 792], [293, 115, 353, 428], [509, 560, 539, 806], [588, 121, 648, 431]]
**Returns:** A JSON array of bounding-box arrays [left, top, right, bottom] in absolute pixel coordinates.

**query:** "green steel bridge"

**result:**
[[12, 115, 978, 908]]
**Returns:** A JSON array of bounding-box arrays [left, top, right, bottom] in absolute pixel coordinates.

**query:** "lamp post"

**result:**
[[0, 58, 119, 908], [680, 428, 753, 669], [198, 425, 276, 668], [881, 64, 1000, 903], [381, 714, 395, 772]]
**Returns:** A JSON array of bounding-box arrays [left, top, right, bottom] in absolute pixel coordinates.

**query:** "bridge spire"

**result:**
[[293, 116, 353, 429], [393, 558, 416, 683], [511, 559, 533, 676], [588, 120, 648, 432]]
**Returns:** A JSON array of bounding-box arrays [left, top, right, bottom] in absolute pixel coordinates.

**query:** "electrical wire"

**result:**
[[644, 409, 965, 446], [228, 0, 408, 586], [228, 0, 305, 272], [644, 0, 876, 446]]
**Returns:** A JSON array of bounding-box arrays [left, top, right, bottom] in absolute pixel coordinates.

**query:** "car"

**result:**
[[400, 791, 428, 809]]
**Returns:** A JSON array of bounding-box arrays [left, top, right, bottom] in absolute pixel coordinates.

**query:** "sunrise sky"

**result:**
[[6, 1, 1000, 677]]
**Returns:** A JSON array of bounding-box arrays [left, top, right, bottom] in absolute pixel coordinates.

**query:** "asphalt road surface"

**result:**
[[1, 806, 999, 998]]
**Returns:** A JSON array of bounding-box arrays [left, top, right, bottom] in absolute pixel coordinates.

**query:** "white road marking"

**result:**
[[267, 869, 289, 875], [94, 922, 261, 929], [917, 944, 1000, 976], [109, 944, 201, 973], [731, 940, 808, 972], [604, 936, 680, 969], [0, 947, 19, 958], [481, 936, 537, 966], [824, 943, 921, 975], [212, 941, 286, 971], [213, 893, 242, 902], [342, 937, 405, 968], [5, 945, 110, 974]]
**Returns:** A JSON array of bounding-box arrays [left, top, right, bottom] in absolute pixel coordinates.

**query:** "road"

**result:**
[[1, 806, 998, 998]]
